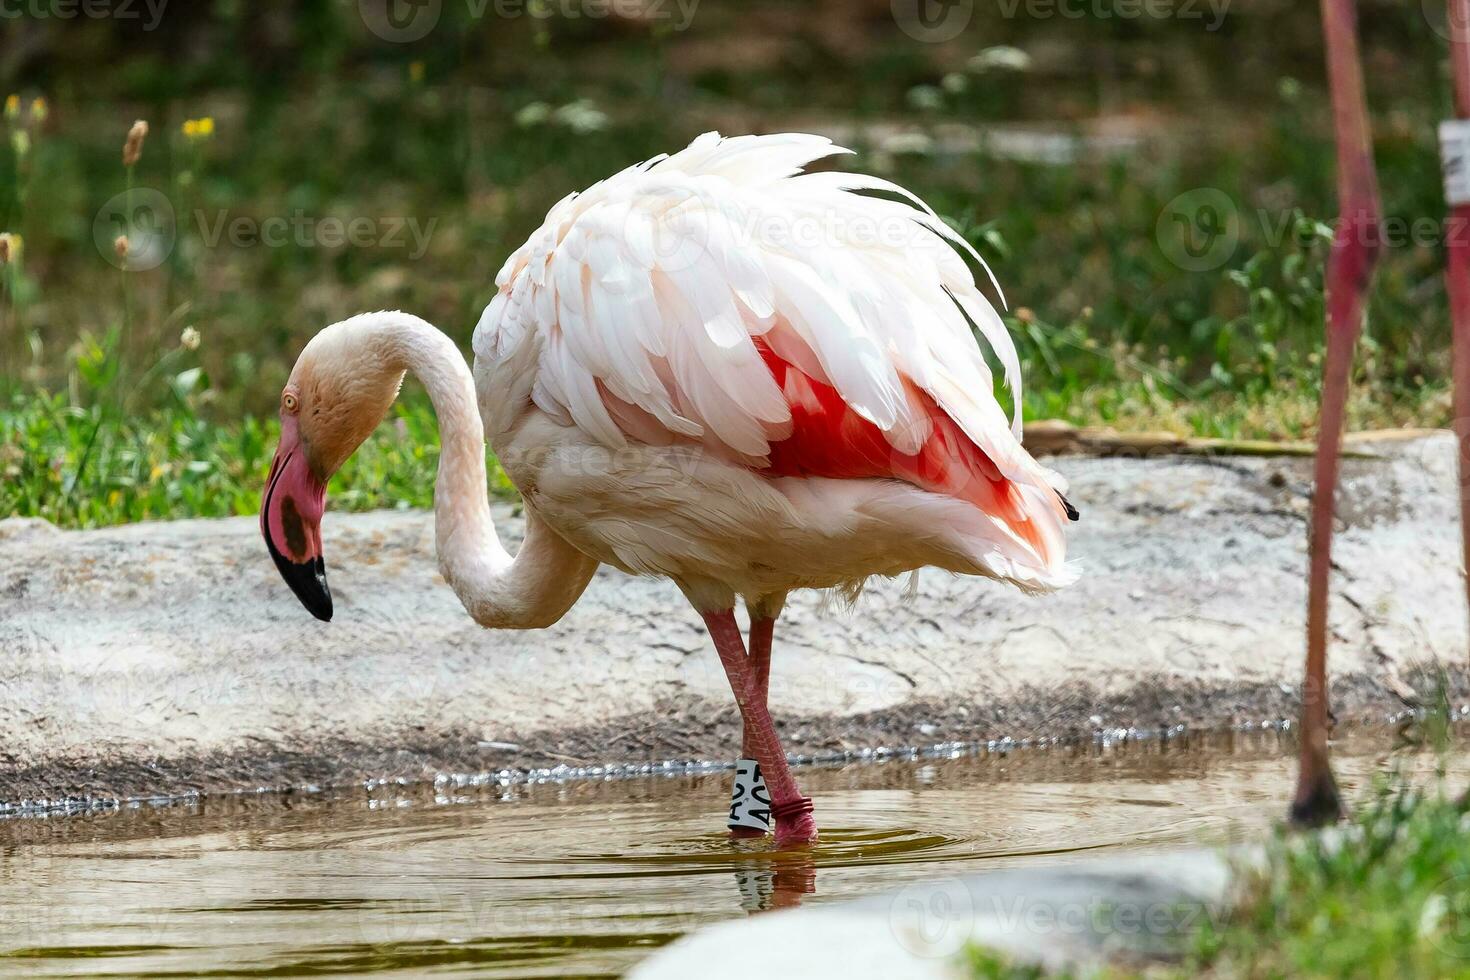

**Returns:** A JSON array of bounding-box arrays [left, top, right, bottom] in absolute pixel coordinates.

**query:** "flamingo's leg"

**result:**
[[727, 610, 778, 839], [740, 595, 783, 757], [1445, 0, 1470, 653], [702, 608, 817, 845], [1294, 0, 1382, 827]]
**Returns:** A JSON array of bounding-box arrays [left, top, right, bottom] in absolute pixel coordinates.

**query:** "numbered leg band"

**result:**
[[727, 758, 772, 832]]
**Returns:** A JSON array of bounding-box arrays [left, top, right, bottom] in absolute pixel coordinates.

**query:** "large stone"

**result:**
[[0, 433, 1463, 804], [628, 848, 1237, 979]]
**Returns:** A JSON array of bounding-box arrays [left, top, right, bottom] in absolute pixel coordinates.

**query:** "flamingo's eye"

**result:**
[[282, 391, 299, 413]]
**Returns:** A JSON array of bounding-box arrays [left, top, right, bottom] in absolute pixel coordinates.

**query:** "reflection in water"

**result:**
[[0, 730, 1461, 978]]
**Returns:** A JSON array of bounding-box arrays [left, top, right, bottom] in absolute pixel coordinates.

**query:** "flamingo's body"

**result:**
[[262, 132, 1077, 844], [474, 132, 1075, 605]]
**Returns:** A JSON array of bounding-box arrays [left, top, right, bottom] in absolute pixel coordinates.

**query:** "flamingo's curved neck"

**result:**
[[382, 312, 598, 629]]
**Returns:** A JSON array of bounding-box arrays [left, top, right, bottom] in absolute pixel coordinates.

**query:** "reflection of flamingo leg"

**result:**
[[733, 850, 818, 914], [1293, 0, 1383, 827], [1446, 0, 1470, 651]]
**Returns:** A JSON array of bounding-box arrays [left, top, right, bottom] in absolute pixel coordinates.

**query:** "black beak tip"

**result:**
[[269, 546, 333, 622]]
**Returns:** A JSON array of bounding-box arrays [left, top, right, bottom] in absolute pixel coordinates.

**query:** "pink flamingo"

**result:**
[[260, 132, 1078, 845]]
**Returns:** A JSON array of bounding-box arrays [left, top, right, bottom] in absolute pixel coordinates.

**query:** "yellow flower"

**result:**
[[29, 97, 46, 123], [182, 117, 215, 141], [409, 61, 425, 84], [3, 95, 17, 120]]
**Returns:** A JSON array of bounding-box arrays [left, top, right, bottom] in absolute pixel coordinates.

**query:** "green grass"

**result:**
[[965, 757, 1470, 978], [1184, 783, 1470, 977], [0, 1, 1462, 527], [0, 378, 516, 529]]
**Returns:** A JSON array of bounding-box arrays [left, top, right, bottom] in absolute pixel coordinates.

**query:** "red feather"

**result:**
[[753, 339, 1052, 557]]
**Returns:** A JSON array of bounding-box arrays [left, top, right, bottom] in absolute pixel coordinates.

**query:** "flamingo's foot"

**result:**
[[772, 797, 817, 846], [1290, 765, 1345, 828]]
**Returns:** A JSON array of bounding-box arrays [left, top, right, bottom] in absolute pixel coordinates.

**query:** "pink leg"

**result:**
[[741, 614, 775, 757], [703, 609, 817, 845], [1447, 0, 1470, 652], [1293, 0, 1382, 827], [729, 613, 778, 839]]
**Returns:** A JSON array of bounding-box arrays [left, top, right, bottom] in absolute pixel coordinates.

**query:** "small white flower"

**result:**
[[180, 326, 201, 351], [553, 99, 608, 134], [514, 102, 551, 128], [905, 85, 944, 112], [968, 46, 1032, 73], [941, 72, 968, 94]]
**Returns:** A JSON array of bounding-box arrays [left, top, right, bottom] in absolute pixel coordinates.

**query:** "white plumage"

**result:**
[[472, 131, 1074, 604]]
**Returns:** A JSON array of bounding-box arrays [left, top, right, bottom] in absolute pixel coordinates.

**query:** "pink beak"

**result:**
[[260, 417, 332, 621]]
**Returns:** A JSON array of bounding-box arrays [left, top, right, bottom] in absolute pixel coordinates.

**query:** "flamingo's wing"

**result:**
[[475, 131, 1071, 572]]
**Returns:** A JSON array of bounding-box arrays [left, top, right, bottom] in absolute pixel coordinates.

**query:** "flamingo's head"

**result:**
[[261, 319, 406, 621]]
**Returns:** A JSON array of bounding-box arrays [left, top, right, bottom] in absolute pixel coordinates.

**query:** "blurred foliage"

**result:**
[[0, 0, 1462, 525]]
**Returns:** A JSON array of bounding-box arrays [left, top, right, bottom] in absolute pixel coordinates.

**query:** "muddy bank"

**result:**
[[1, 432, 1465, 806]]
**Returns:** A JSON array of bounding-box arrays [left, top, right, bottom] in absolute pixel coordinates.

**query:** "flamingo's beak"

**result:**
[[260, 424, 332, 622]]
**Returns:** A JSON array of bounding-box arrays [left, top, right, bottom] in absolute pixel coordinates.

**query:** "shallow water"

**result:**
[[0, 730, 1459, 978]]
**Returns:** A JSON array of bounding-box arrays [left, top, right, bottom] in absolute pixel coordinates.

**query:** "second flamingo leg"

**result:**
[[741, 594, 783, 757], [729, 604, 779, 838], [1291, 0, 1382, 828], [703, 607, 818, 845]]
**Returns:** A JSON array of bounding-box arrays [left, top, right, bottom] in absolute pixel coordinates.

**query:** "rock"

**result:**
[[0, 516, 59, 543], [629, 848, 1238, 979], [0, 433, 1465, 804]]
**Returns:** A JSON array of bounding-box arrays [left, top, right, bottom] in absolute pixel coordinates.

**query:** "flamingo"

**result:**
[[260, 132, 1078, 845]]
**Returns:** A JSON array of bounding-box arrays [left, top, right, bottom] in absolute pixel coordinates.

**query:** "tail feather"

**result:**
[[753, 338, 1070, 575]]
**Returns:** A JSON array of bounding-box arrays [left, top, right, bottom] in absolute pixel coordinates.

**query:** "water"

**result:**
[[0, 730, 1456, 978]]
